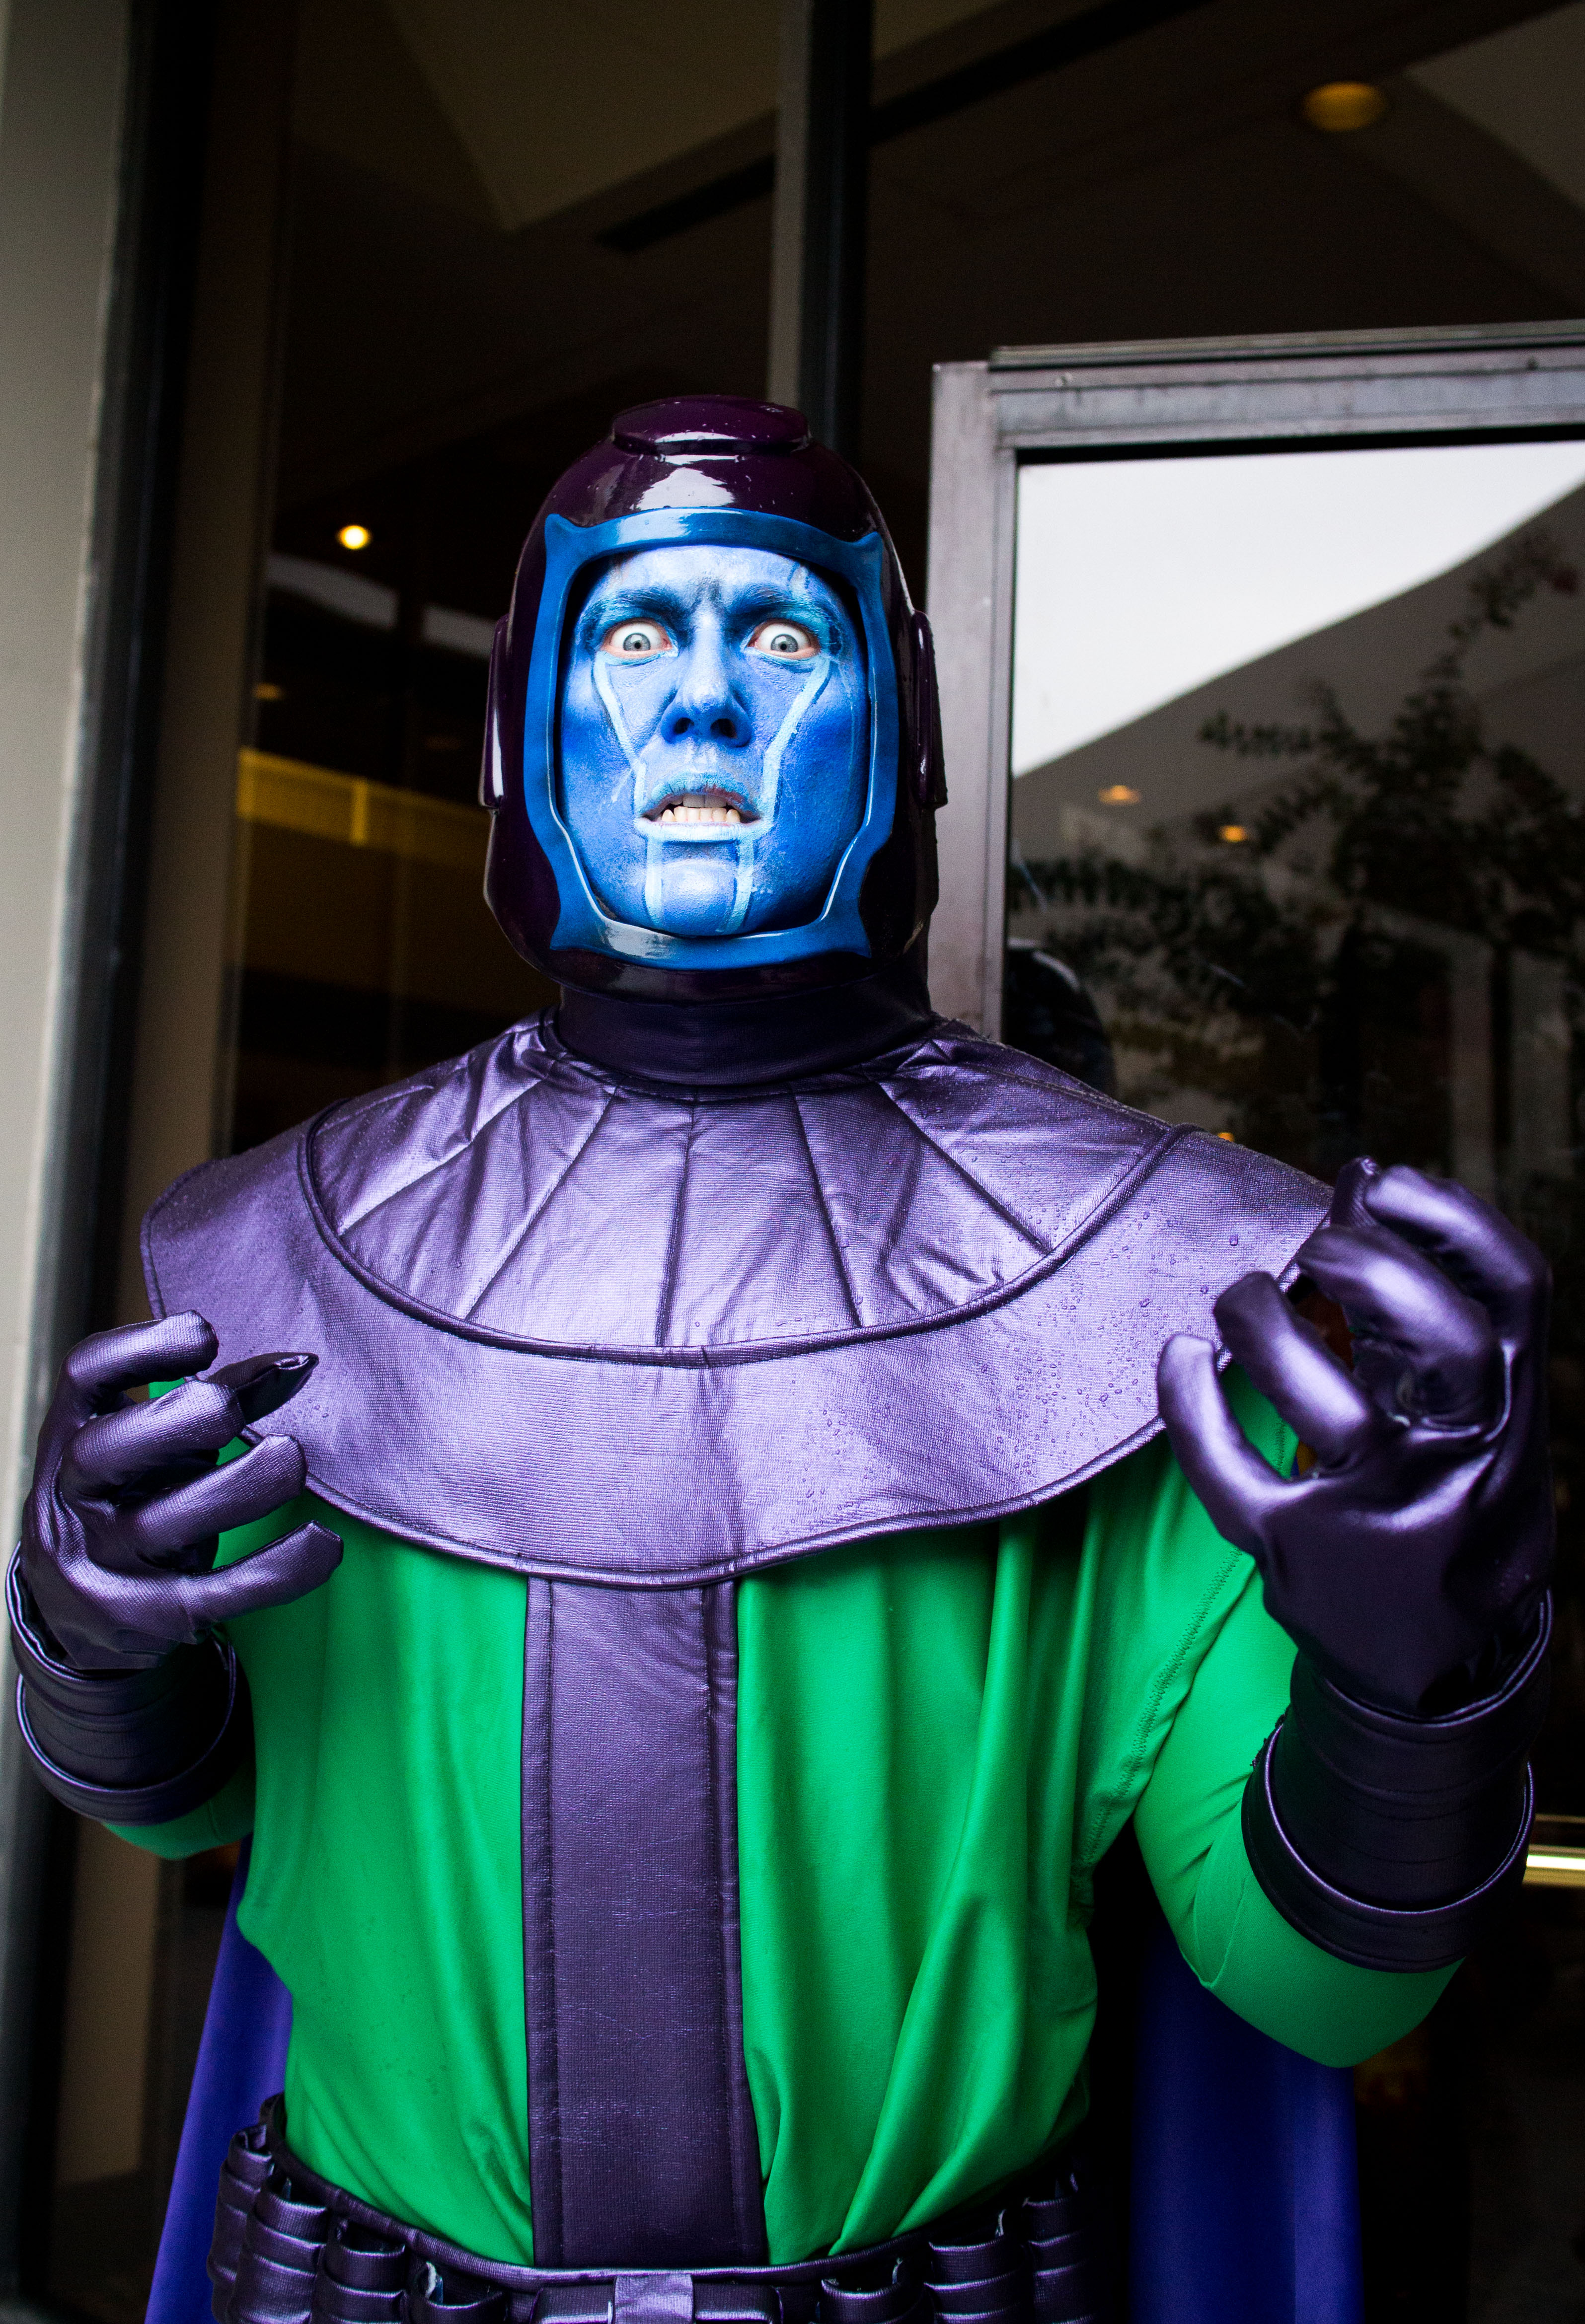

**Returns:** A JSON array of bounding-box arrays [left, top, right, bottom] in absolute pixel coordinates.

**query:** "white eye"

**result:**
[[748, 619, 820, 661], [600, 619, 671, 659]]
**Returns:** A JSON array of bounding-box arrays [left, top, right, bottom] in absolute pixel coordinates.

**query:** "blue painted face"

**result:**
[[557, 544, 869, 938]]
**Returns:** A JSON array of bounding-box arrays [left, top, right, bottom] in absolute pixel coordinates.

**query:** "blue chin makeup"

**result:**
[[560, 544, 867, 940], [508, 509, 898, 972]]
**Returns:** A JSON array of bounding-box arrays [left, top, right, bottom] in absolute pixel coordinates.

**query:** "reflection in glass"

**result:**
[[1008, 436, 1585, 2314], [1008, 439, 1585, 1794], [1011, 441, 1585, 771]]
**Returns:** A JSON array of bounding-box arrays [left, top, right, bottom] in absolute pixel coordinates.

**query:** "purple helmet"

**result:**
[[480, 394, 945, 1002]]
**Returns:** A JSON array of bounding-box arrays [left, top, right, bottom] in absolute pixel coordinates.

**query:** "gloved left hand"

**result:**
[[1157, 1158, 1553, 1717], [20, 1313, 340, 1672]]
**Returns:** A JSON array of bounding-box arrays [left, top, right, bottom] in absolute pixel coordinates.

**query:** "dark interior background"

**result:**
[[231, 0, 1585, 1149]]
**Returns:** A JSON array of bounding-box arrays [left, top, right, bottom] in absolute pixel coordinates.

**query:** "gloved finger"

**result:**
[[1212, 1272, 1377, 1464], [1327, 1157, 1381, 1232], [61, 1376, 245, 1499], [52, 1561, 206, 1653], [172, 1520, 342, 1627], [205, 1352, 318, 1427], [119, 1435, 308, 1559], [1157, 1334, 1287, 1560], [1298, 1218, 1501, 1426], [102, 1355, 320, 1507], [1361, 1163, 1550, 1338], [46, 1314, 217, 1439]]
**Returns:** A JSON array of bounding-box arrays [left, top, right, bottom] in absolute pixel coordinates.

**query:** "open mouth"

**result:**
[[643, 789, 759, 828]]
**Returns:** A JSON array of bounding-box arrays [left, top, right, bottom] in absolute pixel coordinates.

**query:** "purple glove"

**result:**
[[21, 1311, 342, 1672], [1157, 1159, 1552, 1718]]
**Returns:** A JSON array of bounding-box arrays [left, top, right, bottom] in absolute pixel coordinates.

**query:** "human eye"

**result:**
[[746, 618, 821, 662], [598, 618, 673, 660]]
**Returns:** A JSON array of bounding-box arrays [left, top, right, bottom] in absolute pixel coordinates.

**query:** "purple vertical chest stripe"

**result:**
[[141, 1015, 1329, 1583], [522, 1579, 763, 2268]]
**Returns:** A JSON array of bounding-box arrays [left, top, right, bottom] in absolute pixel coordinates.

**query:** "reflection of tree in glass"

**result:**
[[1017, 535, 1585, 1808], [1016, 533, 1582, 1181], [1196, 533, 1582, 951]]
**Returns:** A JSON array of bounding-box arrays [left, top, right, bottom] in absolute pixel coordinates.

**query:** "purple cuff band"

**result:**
[[1286, 1598, 1552, 1813], [8, 1553, 248, 1825], [1241, 1602, 1549, 1971], [1242, 1736, 1532, 1973]]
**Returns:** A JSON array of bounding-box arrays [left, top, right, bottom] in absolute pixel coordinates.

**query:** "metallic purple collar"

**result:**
[[143, 1016, 1329, 1582]]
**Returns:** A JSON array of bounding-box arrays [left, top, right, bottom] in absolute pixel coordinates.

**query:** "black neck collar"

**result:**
[[555, 950, 936, 1090]]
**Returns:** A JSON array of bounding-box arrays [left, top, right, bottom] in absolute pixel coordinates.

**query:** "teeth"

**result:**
[[656, 802, 745, 826]]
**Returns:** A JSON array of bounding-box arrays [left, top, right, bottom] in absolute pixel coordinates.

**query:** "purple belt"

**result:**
[[207, 2101, 1108, 2324]]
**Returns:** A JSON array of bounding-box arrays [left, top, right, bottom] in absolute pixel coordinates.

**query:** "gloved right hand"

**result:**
[[20, 1311, 342, 1671], [1158, 1160, 1552, 1715]]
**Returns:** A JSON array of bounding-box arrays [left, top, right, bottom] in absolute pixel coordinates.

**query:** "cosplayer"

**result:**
[[11, 401, 1553, 2324]]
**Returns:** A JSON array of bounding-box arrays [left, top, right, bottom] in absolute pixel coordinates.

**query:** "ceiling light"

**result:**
[[1098, 784, 1140, 805], [254, 680, 283, 702], [1301, 81, 1388, 133], [338, 523, 372, 552], [1218, 823, 1249, 843]]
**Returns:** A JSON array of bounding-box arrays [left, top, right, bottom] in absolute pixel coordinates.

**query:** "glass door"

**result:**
[[1004, 417, 1585, 2319]]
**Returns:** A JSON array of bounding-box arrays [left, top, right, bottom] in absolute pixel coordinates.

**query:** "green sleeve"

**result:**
[[1133, 1560, 1453, 2066]]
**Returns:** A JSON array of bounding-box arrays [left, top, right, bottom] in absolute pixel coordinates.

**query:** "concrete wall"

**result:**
[[117, 2, 300, 1310], [0, 0, 128, 1641], [0, 0, 130, 2278]]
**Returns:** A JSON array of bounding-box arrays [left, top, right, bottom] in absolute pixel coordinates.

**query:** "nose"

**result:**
[[662, 630, 752, 748]]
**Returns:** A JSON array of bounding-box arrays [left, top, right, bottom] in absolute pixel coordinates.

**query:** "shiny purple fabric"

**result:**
[[141, 1015, 1329, 1579], [9, 1559, 248, 1824], [17, 1319, 338, 1670], [1160, 1160, 1555, 1715], [521, 1579, 762, 2268], [1240, 1602, 1547, 1971], [1161, 1157, 1555, 1965]]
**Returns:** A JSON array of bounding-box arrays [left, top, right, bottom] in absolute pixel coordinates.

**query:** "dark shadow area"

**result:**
[[47, 1852, 233, 2324]]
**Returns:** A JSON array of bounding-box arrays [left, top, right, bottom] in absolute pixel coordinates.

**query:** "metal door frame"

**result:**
[[924, 320, 1585, 1034]]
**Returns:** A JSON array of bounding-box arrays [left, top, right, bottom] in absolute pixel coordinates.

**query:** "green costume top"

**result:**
[[118, 1376, 1447, 2269]]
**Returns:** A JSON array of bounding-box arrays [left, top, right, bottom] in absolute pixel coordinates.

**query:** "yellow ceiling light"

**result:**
[[1219, 823, 1249, 843], [1301, 81, 1388, 133], [338, 522, 372, 552], [1097, 784, 1140, 805]]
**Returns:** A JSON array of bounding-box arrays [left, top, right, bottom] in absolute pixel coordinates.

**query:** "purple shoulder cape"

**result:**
[[142, 1015, 1329, 1579]]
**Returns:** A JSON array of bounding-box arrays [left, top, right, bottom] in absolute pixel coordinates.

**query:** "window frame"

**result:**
[[924, 321, 1585, 1036]]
